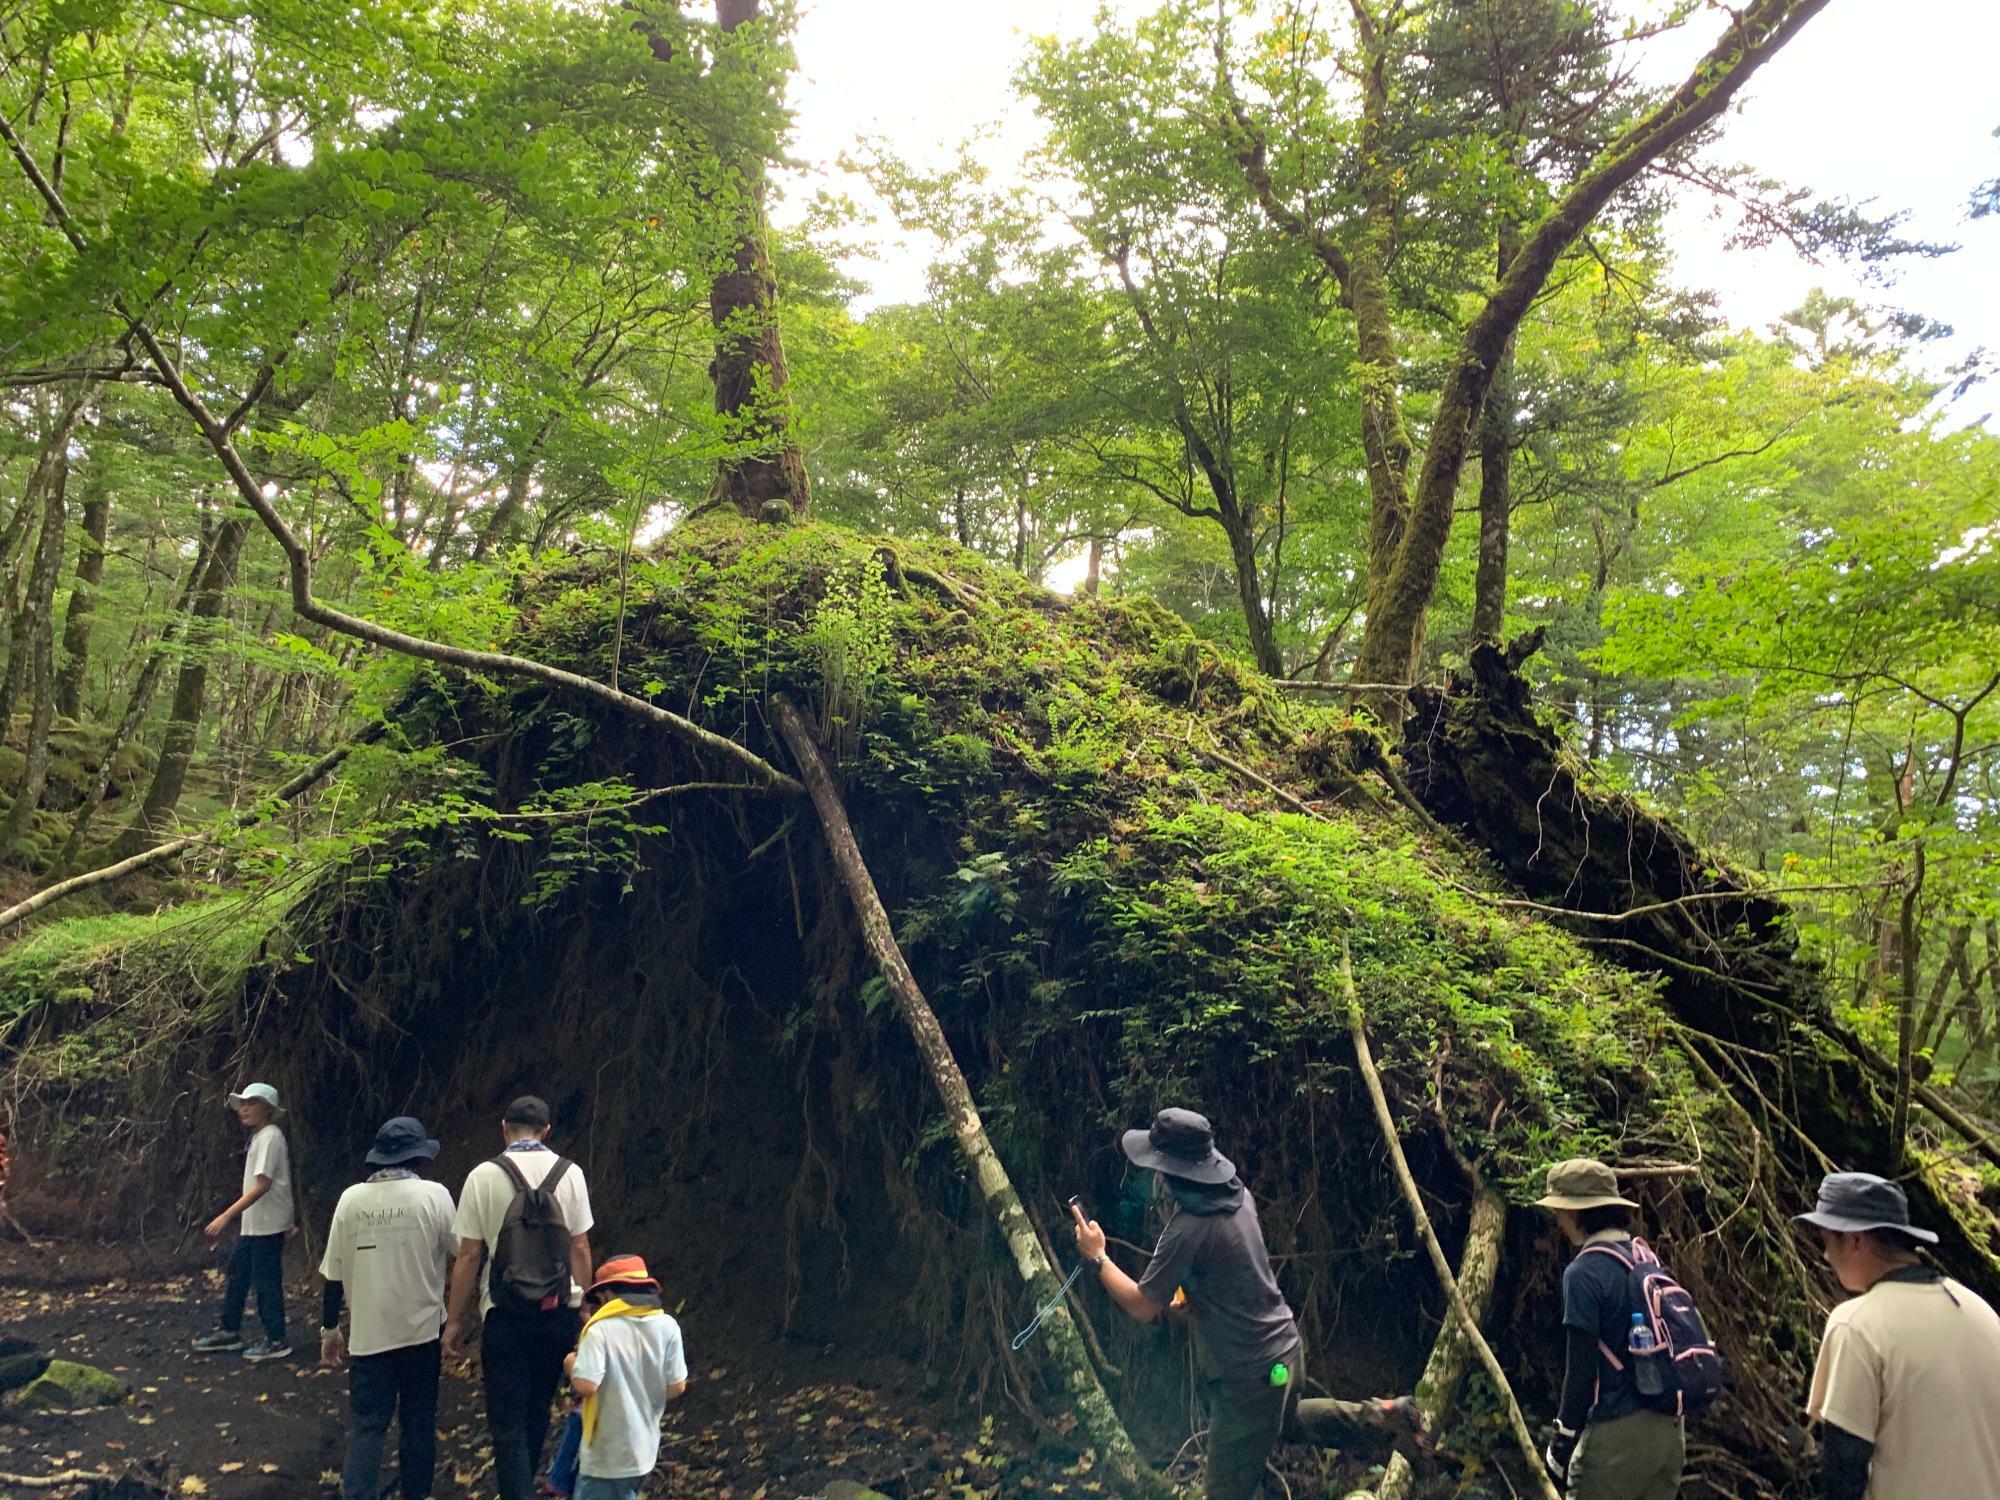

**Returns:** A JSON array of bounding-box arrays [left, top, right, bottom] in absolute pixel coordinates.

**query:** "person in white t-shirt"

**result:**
[[1798, 1171, 2000, 1500], [318, 1115, 459, 1500], [562, 1254, 688, 1500], [445, 1094, 595, 1500], [193, 1082, 295, 1361]]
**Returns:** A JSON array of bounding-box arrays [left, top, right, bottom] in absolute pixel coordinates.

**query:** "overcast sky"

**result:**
[[775, 0, 1999, 382]]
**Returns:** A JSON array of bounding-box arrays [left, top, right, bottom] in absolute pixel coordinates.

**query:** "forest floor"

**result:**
[[0, 1239, 1402, 1499]]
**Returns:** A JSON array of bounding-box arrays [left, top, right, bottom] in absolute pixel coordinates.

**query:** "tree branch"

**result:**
[[0, 112, 802, 798]]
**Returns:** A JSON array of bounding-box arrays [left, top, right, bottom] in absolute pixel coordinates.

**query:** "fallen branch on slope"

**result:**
[[769, 695, 1174, 1499], [0, 733, 373, 934], [1339, 936, 1560, 1500]]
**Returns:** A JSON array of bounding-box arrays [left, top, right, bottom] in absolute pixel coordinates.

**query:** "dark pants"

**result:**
[[344, 1338, 442, 1500], [220, 1232, 286, 1343], [1203, 1342, 1397, 1500], [1568, 1409, 1685, 1500], [481, 1305, 581, 1500]]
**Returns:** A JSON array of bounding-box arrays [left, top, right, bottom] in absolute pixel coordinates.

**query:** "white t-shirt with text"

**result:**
[[240, 1123, 295, 1236], [319, 1173, 460, 1357], [572, 1313, 687, 1479], [1807, 1272, 2000, 1499], [450, 1145, 594, 1314]]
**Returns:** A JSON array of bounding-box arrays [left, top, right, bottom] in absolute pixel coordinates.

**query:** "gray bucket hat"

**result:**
[[1531, 1157, 1639, 1212], [1792, 1172, 1938, 1244], [1121, 1108, 1237, 1186]]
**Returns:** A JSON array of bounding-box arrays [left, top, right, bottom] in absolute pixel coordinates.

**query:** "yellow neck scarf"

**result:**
[[578, 1296, 665, 1443]]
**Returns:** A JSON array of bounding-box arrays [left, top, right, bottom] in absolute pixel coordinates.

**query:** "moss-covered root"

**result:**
[[1374, 1186, 1507, 1500], [771, 698, 1179, 1499]]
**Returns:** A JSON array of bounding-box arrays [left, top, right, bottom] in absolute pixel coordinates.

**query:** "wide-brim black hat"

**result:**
[[365, 1115, 442, 1166], [1793, 1171, 1938, 1244], [1121, 1108, 1236, 1186]]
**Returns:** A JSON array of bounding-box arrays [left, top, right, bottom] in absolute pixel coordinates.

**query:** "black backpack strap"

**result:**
[[538, 1156, 572, 1197], [492, 1153, 531, 1194]]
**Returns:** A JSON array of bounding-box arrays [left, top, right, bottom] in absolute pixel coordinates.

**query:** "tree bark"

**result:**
[[769, 696, 1169, 1498], [1470, 222, 1521, 645], [1083, 534, 1104, 597], [0, 436, 73, 864], [105, 515, 252, 858], [54, 466, 109, 720], [1223, 509, 1283, 678], [704, 0, 811, 518], [1347, 0, 1837, 709]]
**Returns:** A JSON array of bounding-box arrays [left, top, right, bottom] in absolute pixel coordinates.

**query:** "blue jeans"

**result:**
[[343, 1338, 441, 1500], [220, 1231, 286, 1343], [573, 1478, 642, 1500]]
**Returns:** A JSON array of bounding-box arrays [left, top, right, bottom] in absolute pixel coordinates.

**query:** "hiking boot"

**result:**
[[192, 1330, 245, 1352], [241, 1341, 291, 1362]]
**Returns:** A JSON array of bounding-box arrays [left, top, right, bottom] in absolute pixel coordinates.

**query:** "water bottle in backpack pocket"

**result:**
[[1626, 1312, 1667, 1398], [1584, 1237, 1728, 1416]]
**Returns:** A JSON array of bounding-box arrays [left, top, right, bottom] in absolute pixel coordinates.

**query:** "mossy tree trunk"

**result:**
[[770, 697, 1172, 1499], [0, 407, 77, 865], [1374, 1185, 1507, 1500], [53, 465, 109, 721], [1470, 219, 1520, 646], [705, 0, 811, 519], [106, 515, 251, 858]]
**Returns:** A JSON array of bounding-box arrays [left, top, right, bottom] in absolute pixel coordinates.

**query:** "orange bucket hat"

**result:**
[[587, 1254, 660, 1298]]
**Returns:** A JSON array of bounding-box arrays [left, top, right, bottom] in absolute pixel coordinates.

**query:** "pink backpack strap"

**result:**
[[1578, 1241, 1635, 1271]]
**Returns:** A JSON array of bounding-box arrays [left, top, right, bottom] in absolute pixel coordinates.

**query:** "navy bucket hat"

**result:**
[[365, 1116, 442, 1167]]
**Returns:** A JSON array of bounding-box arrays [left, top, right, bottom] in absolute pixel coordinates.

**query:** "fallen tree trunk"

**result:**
[[1340, 938, 1560, 1500], [770, 696, 1172, 1499]]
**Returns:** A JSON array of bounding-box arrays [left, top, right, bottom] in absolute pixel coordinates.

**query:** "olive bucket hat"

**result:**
[[1121, 1108, 1237, 1186], [1532, 1157, 1639, 1212]]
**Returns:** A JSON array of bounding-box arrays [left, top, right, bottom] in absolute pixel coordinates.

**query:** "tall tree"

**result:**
[[1226, 0, 1842, 708]]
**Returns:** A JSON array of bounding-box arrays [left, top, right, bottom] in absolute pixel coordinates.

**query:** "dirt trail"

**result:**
[[0, 1243, 1113, 1498]]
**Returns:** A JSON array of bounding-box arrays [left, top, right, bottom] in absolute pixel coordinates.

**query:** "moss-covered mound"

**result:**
[[4, 516, 1993, 1496]]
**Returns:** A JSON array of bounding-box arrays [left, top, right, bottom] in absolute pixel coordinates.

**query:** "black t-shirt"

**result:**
[[1137, 1183, 1299, 1381], [1561, 1234, 1641, 1424]]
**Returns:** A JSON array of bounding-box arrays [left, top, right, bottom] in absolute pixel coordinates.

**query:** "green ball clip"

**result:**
[[1269, 1361, 1290, 1387]]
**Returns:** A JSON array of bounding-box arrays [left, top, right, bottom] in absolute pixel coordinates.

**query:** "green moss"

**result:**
[[0, 893, 301, 1057]]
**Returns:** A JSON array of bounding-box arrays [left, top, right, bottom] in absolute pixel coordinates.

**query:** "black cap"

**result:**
[[503, 1095, 551, 1128], [1793, 1172, 1938, 1244], [365, 1116, 441, 1166], [1119, 1107, 1237, 1186]]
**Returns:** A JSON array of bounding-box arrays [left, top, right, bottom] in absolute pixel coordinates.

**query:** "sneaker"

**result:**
[[192, 1330, 245, 1352], [242, 1341, 292, 1362], [1377, 1395, 1429, 1457]]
